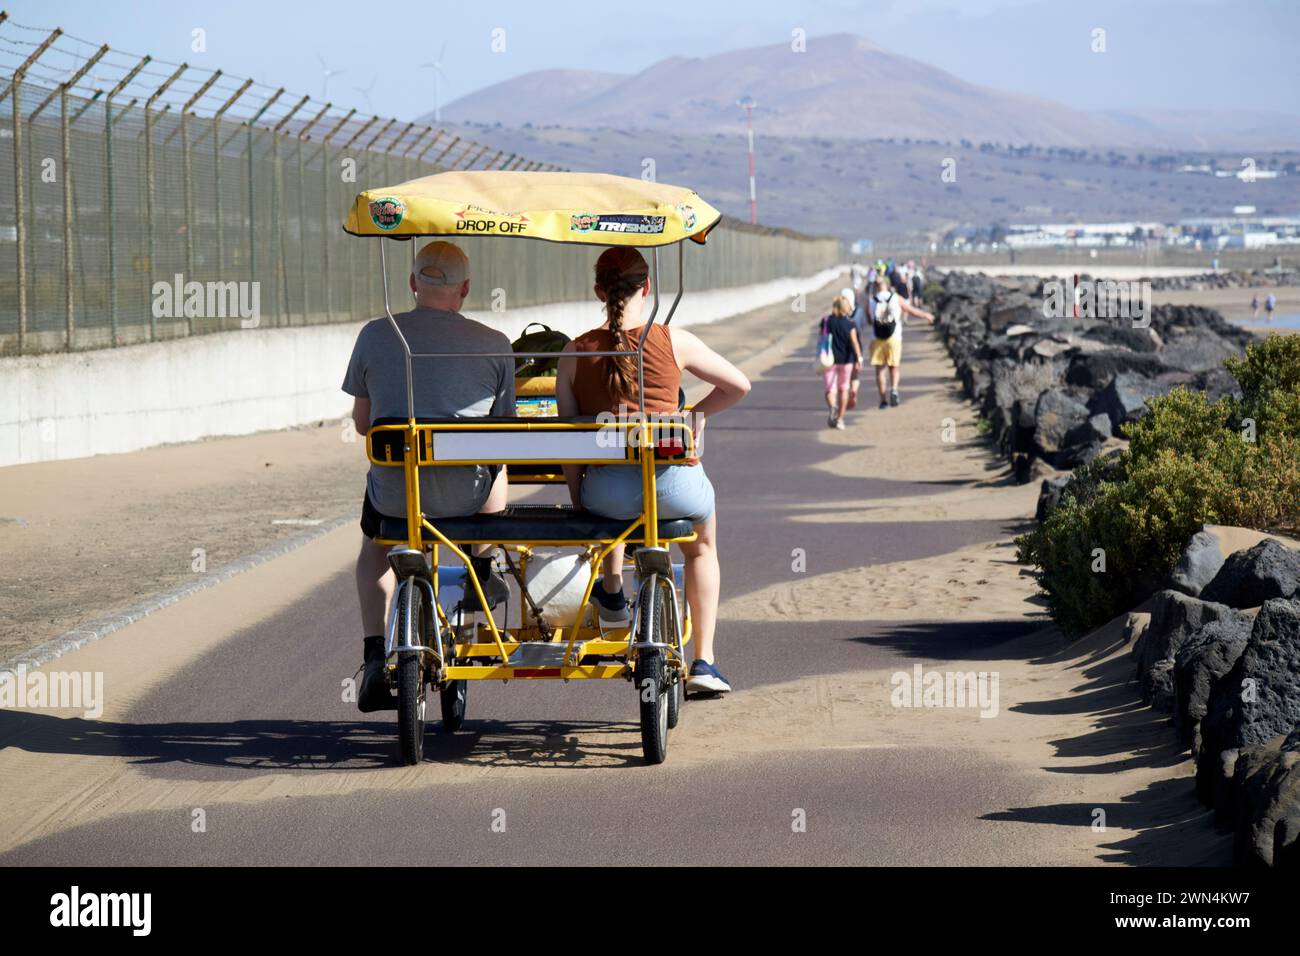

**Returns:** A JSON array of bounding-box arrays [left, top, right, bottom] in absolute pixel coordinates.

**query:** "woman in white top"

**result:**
[[866, 270, 934, 408]]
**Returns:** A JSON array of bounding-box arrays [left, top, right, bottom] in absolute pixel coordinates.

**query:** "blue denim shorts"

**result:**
[[581, 463, 716, 524]]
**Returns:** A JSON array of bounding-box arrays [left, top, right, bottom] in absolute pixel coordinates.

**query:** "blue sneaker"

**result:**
[[688, 659, 732, 694]]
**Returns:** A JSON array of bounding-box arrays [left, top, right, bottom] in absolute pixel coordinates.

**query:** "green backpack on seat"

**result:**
[[512, 322, 571, 376]]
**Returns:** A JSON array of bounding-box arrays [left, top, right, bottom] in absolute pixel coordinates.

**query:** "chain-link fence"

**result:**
[[0, 18, 842, 357]]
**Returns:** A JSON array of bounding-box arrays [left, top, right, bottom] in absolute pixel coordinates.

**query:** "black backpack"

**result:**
[[872, 292, 898, 339], [512, 322, 571, 376]]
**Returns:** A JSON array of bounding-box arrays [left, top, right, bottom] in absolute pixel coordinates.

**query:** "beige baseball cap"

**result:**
[[413, 240, 469, 286]]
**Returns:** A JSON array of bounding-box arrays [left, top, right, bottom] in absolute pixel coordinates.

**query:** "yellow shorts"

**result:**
[[869, 337, 902, 367]]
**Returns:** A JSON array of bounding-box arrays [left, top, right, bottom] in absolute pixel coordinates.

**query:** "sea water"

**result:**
[[1234, 312, 1300, 330]]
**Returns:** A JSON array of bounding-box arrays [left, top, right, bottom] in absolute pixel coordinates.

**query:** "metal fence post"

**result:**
[[244, 88, 283, 305], [389, 120, 416, 154], [170, 70, 219, 337], [271, 95, 307, 325], [4, 28, 62, 354], [143, 63, 187, 341], [296, 102, 329, 325], [323, 145, 333, 321], [143, 105, 159, 340], [60, 85, 74, 349], [270, 131, 281, 325], [209, 78, 252, 283], [105, 101, 116, 345], [12, 75, 26, 354], [180, 109, 194, 330], [103, 55, 150, 346], [246, 124, 255, 301], [431, 135, 460, 168], [318, 108, 354, 323], [408, 127, 438, 160], [343, 116, 379, 319]]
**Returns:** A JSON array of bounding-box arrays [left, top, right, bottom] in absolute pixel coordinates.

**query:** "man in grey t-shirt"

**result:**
[[343, 240, 514, 711]]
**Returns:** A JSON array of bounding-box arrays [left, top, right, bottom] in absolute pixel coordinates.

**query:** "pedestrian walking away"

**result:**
[[868, 270, 934, 409], [841, 285, 865, 409], [820, 294, 863, 429]]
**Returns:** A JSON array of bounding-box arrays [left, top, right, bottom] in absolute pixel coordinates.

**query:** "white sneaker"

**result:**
[[687, 659, 732, 694], [834, 419, 846, 430]]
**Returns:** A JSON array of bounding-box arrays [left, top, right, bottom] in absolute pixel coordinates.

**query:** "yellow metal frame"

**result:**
[[370, 417, 697, 682]]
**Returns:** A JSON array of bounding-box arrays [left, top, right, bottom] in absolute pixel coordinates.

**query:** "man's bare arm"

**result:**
[[352, 396, 372, 436]]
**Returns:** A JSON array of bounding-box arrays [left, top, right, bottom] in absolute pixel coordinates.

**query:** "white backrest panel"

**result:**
[[430, 429, 628, 462]]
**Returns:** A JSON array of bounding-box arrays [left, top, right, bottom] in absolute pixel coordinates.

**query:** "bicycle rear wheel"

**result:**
[[395, 581, 428, 765], [634, 575, 670, 765]]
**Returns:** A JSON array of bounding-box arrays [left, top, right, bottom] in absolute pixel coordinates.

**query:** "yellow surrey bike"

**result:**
[[342, 170, 723, 765]]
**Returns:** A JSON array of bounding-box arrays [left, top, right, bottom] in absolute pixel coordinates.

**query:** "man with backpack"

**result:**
[[868, 270, 935, 409]]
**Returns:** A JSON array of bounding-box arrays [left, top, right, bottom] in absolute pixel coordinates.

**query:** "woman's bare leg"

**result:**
[[601, 544, 625, 593], [677, 513, 719, 662]]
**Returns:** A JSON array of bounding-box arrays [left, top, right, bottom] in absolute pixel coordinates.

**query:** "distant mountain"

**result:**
[[441, 68, 625, 126], [432, 33, 1300, 151], [430, 121, 1300, 242], [1098, 109, 1300, 153]]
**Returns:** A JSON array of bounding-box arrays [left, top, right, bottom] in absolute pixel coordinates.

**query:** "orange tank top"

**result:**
[[570, 324, 681, 415]]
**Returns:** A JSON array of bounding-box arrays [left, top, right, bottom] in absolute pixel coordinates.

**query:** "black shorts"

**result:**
[[359, 466, 502, 540], [359, 491, 387, 540]]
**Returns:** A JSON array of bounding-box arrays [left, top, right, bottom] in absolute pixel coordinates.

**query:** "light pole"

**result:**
[[737, 95, 757, 224]]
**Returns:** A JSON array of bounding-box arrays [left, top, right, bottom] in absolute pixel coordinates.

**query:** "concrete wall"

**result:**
[[1, 266, 844, 466]]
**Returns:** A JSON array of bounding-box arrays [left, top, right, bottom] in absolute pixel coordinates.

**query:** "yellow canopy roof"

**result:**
[[342, 170, 721, 246]]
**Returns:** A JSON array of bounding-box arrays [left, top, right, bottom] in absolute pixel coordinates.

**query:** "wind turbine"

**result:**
[[318, 54, 345, 100], [419, 41, 449, 122], [354, 76, 377, 113]]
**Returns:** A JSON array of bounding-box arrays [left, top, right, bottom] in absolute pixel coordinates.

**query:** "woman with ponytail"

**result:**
[[556, 247, 750, 694]]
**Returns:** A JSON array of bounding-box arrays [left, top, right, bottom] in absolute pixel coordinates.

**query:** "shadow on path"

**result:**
[[0, 708, 646, 773]]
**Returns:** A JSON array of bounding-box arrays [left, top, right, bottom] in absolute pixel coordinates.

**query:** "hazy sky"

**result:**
[[5, 0, 1298, 118]]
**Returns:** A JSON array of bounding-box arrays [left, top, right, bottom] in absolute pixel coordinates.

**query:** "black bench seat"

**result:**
[[377, 504, 694, 544]]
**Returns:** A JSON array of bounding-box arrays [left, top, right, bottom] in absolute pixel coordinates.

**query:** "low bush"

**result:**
[[1017, 335, 1300, 635]]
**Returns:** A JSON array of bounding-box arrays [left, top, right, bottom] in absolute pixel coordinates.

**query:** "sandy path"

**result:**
[[0, 282, 1224, 865]]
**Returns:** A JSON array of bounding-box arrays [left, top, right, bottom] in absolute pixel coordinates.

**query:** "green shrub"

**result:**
[[1227, 334, 1300, 441], [1017, 335, 1300, 636], [1227, 334, 1300, 413]]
